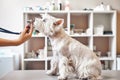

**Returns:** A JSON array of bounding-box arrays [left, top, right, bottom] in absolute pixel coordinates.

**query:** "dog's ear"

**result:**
[[40, 14, 49, 19], [53, 19, 64, 26]]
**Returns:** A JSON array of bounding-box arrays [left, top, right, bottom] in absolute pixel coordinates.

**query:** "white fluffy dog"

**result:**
[[34, 14, 102, 80]]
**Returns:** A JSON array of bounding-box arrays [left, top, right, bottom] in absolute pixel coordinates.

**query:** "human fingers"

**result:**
[[28, 23, 34, 35], [21, 27, 28, 35]]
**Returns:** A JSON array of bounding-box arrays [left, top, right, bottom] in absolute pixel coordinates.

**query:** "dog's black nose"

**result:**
[[80, 78, 88, 80], [43, 19, 46, 22], [35, 30, 39, 33]]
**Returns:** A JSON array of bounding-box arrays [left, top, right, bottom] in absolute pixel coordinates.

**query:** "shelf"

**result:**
[[23, 10, 68, 14], [32, 34, 114, 37], [32, 35, 45, 37], [99, 57, 114, 60], [23, 10, 116, 14], [47, 57, 115, 61], [24, 58, 46, 61], [93, 35, 114, 37], [70, 10, 91, 14], [70, 34, 91, 37], [93, 10, 116, 13]]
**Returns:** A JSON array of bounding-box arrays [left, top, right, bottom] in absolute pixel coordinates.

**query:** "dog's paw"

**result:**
[[46, 70, 57, 75], [58, 76, 67, 80], [46, 70, 53, 75]]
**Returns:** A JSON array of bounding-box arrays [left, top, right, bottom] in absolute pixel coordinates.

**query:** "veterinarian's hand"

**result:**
[[17, 23, 34, 45], [0, 23, 33, 46]]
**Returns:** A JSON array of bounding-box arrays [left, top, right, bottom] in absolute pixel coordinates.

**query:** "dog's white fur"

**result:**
[[34, 14, 102, 80]]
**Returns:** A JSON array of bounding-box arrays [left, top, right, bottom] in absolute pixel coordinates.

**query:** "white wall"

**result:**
[[0, 0, 120, 70]]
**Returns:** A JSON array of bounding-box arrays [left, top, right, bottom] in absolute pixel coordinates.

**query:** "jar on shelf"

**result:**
[[70, 24, 75, 35], [64, 0, 70, 11]]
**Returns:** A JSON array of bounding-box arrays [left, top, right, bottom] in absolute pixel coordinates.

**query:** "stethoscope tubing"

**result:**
[[0, 27, 20, 35]]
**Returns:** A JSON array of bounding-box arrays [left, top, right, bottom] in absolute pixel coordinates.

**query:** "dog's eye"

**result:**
[[43, 19, 47, 22]]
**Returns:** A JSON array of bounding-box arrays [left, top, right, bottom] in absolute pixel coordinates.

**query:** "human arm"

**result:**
[[0, 23, 33, 46]]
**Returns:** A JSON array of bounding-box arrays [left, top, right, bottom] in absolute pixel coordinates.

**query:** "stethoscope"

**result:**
[[0, 20, 33, 35], [0, 27, 20, 35]]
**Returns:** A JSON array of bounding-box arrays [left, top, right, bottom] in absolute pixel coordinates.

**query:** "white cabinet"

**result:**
[[117, 58, 120, 70], [22, 10, 116, 70]]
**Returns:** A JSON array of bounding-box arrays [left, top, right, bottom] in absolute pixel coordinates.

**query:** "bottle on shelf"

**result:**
[[100, 2, 105, 10], [64, 0, 70, 11], [57, 0, 62, 10], [51, 0, 56, 10], [70, 24, 75, 35]]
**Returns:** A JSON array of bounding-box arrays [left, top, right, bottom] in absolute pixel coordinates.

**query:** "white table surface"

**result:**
[[0, 70, 120, 80]]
